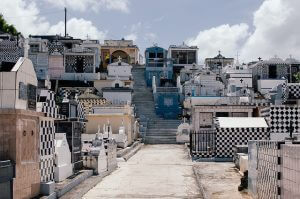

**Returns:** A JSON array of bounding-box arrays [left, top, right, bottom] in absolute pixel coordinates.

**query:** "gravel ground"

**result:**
[[193, 162, 251, 199]]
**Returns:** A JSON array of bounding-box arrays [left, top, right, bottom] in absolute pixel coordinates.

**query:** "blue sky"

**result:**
[[1, 0, 300, 62], [36, 0, 263, 51]]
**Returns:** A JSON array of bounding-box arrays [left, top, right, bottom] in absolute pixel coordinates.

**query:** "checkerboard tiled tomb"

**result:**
[[248, 141, 300, 199], [37, 89, 66, 183], [266, 106, 300, 133], [288, 83, 300, 99], [215, 127, 270, 158], [39, 119, 55, 182]]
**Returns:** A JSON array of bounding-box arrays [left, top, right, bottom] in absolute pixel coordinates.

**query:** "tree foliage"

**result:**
[[0, 14, 18, 36], [294, 72, 300, 83]]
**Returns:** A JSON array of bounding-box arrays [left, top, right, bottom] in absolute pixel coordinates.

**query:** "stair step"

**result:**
[[146, 133, 177, 136], [144, 137, 177, 144], [132, 66, 181, 144], [148, 128, 177, 131]]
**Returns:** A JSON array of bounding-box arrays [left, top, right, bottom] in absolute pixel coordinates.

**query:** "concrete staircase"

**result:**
[[132, 66, 181, 144]]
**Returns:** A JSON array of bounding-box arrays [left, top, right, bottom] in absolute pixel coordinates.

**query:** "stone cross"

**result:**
[[240, 79, 244, 83], [118, 56, 122, 63]]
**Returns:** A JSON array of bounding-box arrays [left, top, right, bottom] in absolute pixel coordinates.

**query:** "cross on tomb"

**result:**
[[118, 56, 122, 63], [240, 79, 244, 83]]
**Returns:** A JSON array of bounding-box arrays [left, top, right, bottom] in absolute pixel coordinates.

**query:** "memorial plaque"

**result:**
[[59, 103, 69, 117], [164, 98, 173, 106], [27, 84, 36, 110], [59, 102, 77, 118], [19, 82, 27, 100]]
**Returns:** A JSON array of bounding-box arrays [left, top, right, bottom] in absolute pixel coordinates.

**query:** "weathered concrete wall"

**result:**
[[86, 115, 135, 145], [0, 109, 42, 199]]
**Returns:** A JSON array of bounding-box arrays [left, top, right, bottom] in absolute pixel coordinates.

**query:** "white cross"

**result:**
[[118, 56, 122, 63]]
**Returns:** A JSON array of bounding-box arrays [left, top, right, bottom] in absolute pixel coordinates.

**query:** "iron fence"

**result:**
[[190, 130, 215, 158]]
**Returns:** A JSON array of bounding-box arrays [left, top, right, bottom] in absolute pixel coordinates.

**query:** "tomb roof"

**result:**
[[216, 117, 268, 128]]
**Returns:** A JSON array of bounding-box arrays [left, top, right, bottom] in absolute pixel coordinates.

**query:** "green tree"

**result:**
[[294, 72, 300, 83], [0, 14, 18, 36]]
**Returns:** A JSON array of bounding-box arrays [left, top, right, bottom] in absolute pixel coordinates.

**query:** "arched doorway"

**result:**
[[111, 50, 130, 63]]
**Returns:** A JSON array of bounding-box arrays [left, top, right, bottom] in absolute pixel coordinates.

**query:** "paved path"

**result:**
[[83, 145, 202, 199], [193, 162, 251, 199]]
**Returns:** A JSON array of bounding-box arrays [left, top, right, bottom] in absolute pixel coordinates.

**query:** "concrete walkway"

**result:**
[[193, 162, 251, 199], [83, 145, 202, 199]]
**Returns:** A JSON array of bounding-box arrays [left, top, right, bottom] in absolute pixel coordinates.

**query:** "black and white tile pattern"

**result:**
[[40, 119, 55, 182], [77, 101, 86, 121], [268, 106, 300, 133], [0, 40, 24, 63], [215, 127, 270, 158], [37, 89, 65, 182], [255, 141, 283, 199], [288, 83, 300, 99]]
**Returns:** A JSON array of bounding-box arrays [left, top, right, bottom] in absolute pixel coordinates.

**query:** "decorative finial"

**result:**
[[75, 93, 78, 101], [97, 125, 101, 134]]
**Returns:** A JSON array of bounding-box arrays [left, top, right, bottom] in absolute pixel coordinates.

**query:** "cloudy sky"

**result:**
[[1, 0, 299, 63]]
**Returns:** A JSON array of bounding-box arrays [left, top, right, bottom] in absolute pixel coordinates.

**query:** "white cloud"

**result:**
[[43, 0, 130, 13], [123, 22, 142, 42], [241, 0, 300, 61], [187, 0, 300, 62], [130, 22, 142, 32], [0, 0, 107, 40], [125, 33, 137, 41], [144, 32, 157, 43], [49, 18, 107, 41], [102, 0, 130, 13], [0, 0, 50, 36], [186, 24, 249, 62]]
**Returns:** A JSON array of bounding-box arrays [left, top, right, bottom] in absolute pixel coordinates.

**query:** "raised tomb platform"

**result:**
[[54, 133, 73, 182]]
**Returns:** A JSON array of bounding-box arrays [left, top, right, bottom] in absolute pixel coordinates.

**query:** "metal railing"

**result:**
[[190, 130, 215, 158]]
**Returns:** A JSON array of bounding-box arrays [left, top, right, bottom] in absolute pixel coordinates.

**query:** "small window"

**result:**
[[39, 96, 47, 102], [216, 112, 229, 117], [269, 65, 277, 79], [149, 52, 155, 58], [157, 53, 163, 58]]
